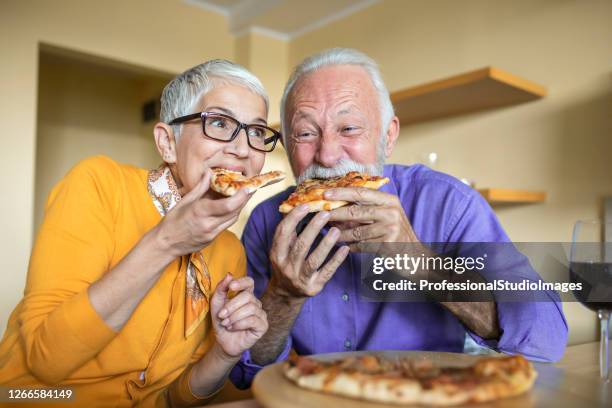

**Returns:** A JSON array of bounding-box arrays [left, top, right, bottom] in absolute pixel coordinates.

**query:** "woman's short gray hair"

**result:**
[[280, 48, 394, 144], [160, 59, 269, 139]]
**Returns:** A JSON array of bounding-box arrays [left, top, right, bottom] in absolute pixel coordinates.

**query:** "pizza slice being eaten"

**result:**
[[279, 171, 390, 213], [210, 168, 286, 196]]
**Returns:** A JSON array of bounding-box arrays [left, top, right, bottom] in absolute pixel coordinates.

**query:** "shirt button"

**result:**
[[344, 339, 352, 349], [341, 293, 349, 302]]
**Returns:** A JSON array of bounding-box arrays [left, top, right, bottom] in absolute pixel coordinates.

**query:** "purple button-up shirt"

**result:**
[[230, 164, 567, 388]]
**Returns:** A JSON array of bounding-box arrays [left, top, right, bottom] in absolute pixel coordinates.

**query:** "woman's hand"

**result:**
[[153, 170, 252, 258], [210, 274, 268, 358], [186, 275, 268, 399]]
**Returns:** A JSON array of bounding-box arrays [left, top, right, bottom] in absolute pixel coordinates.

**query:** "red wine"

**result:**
[[570, 262, 612, 311]]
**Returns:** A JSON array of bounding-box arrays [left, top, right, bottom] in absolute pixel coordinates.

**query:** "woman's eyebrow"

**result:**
[[207, 106, 235, 116], [207, 106, 267, 125]]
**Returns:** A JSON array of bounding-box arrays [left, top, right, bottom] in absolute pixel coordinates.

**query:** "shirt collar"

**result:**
[[147, 165, 182, 215]]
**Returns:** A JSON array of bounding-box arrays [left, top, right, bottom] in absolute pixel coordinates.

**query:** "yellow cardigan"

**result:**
[[0, 156, 246, 407]]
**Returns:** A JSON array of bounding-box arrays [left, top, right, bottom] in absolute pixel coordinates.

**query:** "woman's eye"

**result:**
[[248, 128, 265, 138], [210, 119, 227, 128]]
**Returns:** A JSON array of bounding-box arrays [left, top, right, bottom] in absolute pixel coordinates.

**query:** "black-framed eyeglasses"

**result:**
[[168, 111, 281, 153]]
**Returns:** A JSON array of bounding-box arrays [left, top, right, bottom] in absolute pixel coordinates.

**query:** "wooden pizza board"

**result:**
[[252, 350, 611, 407]]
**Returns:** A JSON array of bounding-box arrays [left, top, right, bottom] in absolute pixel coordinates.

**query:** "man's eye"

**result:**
[[297, 131, 316, 138], [342, 126, 360, 134]]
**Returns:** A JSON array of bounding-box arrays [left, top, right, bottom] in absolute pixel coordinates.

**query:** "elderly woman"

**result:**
[[0, 60, 280, 406]]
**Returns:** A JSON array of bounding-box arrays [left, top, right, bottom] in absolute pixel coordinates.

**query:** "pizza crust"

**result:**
[[278, 199, 349, 213], [283, 354, 537, 406]]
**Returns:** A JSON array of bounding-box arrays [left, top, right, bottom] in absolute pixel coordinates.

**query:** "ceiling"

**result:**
[[186, 0, 380, 39]]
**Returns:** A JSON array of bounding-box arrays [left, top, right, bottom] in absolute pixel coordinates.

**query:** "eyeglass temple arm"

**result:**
[[168, 112, 203, 125], [264, 134, 280, 145]]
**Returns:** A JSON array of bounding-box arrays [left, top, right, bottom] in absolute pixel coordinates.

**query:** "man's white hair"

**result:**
[[280, 48, 394, 145], [160, 59, 269, 140]]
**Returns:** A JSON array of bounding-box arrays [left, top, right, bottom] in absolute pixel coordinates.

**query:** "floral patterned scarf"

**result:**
[[147, 164, 211, 338]]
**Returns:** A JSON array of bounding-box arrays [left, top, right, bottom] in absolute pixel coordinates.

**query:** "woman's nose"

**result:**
[[226, 127, 250, 158]]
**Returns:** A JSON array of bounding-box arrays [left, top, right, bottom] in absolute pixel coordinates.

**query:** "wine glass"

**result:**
[[570, 220, 612, 381]]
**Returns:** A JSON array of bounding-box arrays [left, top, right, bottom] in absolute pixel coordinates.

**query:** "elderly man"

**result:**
[[229, 48, 567, 388]]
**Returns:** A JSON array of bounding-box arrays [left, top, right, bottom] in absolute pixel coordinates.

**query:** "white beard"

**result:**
[[296, 158, 383, 184]]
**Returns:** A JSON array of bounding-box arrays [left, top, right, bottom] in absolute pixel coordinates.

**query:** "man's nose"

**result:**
[[315, 133, 343, 168], [227, 127, 250, 158]]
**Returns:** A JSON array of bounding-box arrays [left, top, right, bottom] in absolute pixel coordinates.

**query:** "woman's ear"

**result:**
[[154, 123, 178, 164]]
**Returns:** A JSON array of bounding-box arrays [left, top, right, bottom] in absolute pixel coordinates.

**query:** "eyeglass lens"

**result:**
[[203, 114, 276, 152]]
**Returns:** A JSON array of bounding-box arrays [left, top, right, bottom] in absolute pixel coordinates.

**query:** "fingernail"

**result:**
[[230, 282, 238, 290], [222, 318, 230, 326], [298, 204, 309, 212], [219, 309, 228, 318], [320, 211, 330, 220], [329, 227, 339, 237]]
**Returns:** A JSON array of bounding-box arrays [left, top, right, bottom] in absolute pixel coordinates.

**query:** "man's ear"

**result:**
[[383, 116, 400, 158], [154, 122, 178, 164]]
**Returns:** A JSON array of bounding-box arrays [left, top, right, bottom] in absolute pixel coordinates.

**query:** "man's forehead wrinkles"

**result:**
[[294, 89, 356, 103], [294, 102, 362, 120], [289, 73, 373, 125], [293, 93, 359, 112], [293, 101, 326, 117], [321, 89, 360, 104]]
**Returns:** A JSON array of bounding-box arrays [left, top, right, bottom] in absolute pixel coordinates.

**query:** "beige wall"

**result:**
[[0, 0, 234, 333], [35, 52, 167, 233], [237, 32, 290, 125], [289, 0, 612, 344]]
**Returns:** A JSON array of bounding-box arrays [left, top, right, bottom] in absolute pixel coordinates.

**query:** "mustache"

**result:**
[[296, 159, 383, 185]]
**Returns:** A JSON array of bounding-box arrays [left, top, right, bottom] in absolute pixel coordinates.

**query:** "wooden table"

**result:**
[[205, 342, 609, 408]]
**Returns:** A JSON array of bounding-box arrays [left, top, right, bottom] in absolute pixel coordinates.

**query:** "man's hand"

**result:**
[[211, 274, 268, 358], [325, 188, 419, 250], [249, 205, 350, 366], [269, 204, 350, 298], [154, 169, 252, 258]]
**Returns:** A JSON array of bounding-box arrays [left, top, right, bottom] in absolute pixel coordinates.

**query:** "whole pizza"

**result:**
[[284, 354, 537, 406]]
